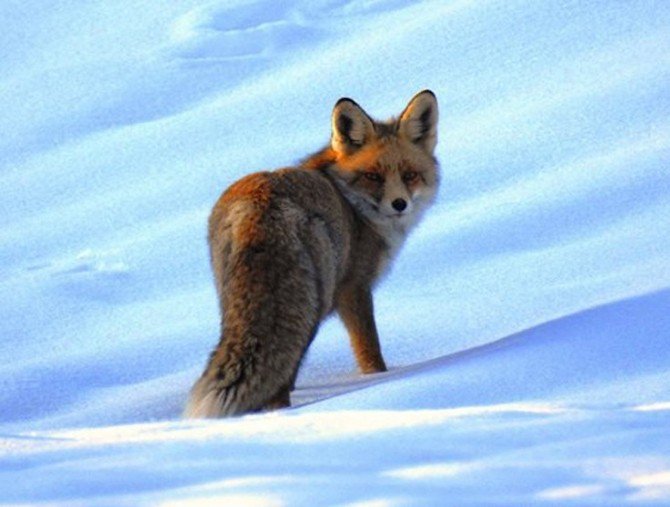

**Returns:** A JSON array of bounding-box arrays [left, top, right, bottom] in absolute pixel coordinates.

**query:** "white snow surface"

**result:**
[[1, 0, 670, 505]]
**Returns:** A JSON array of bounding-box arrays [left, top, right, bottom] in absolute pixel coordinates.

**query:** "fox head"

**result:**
[[309, 90, 439, 232]]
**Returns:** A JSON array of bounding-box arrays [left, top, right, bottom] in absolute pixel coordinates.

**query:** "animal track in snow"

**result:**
[[170, 1, 316, 61], [49, 249, 130, 277], [168, 0, 409, 62], [39, 249, 134, 303], [26, 249, 129, 277]]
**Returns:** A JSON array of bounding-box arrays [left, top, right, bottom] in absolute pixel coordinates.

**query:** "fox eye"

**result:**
[[402, 171, 419, 183], [363, 172, 384, 182]]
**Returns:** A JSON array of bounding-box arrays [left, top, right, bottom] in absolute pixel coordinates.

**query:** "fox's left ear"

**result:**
[[398, 90, 438, 153], [331, 97, 375, 155]]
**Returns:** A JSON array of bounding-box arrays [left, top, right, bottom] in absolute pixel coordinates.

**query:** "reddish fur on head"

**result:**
[[305, 90, 439, 224]]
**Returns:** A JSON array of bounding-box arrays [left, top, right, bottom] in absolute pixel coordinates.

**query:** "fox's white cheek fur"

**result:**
[[413, 186, 437, 210]]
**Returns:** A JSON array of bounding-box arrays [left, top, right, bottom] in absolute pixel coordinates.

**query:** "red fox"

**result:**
[[184, 90, 439, 417]]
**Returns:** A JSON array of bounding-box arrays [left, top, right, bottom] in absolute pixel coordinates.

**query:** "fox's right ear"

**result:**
[[331, 98, 375, 155], [398, 90, 439, 154]]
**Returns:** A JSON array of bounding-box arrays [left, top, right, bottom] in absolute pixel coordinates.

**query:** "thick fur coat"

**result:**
[[184, 90, 439, 417]]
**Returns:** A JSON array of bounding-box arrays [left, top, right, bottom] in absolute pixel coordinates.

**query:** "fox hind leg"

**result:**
[[263, 385, 291, 411]]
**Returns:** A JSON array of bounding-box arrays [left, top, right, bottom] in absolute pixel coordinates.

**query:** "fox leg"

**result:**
[[263, 385, 291, 411], [336, 285, 387, 374]]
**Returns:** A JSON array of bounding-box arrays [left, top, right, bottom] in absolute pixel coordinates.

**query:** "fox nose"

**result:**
[[391, 198, 407, 212]]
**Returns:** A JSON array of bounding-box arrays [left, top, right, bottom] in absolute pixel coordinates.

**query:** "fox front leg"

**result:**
[[336, 285, 387, 374]]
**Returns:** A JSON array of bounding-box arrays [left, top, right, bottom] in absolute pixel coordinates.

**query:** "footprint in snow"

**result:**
[[170, 1, 317, 61], [50, 249, 130, 278], [28, 249, 134, 303], [168, 0, 409, 62]]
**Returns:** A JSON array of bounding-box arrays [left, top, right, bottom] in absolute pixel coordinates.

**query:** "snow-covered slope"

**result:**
[[1, 0, 669, 505]]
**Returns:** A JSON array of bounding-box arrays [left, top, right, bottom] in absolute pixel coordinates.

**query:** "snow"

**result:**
[[1, 0, 669, 504]]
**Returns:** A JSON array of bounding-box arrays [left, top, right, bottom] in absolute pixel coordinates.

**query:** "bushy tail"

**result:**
[[183, 220, 325, 418], [183, 338, 295, 418]]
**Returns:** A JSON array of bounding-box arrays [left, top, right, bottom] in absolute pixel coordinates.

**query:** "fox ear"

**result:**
[[398, 90, 438, 153], [331, 98, 375, 154]]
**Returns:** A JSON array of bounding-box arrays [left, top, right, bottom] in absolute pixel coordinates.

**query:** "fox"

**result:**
[[184, 90, 439, 418]]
